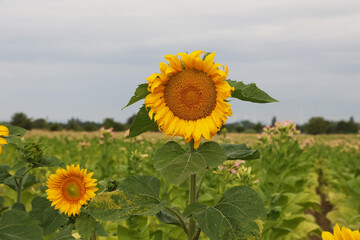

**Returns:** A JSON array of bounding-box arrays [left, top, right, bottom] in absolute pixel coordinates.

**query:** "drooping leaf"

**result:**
[[3, 124, 27, 137], [0, 210, 44, 240], [37, 156, 64, 167], [226, 80, 278, 103], [127, 105, 158, 138], [154, 141, 227, 185], [221, 144, 261, 160], [184, 186, 266, 240], [75, 213, 98, 240], [156, 207, 188, 228], [30, 196, 67, 236], [87, 176, 165, 222], [122, 84, 150, 110], [50, 225, 75, 240]]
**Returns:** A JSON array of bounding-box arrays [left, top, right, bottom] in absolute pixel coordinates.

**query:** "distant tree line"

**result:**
[[224, 116, 359, 135], [3, 113, 359, 134], [7, 112, 136, 132]]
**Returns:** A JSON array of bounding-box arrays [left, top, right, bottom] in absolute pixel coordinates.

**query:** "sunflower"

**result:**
[[0, 125, 9, 155], [322, 224, 360, 240], [145, 50, 234, 149], [46, 164, 98, 216]]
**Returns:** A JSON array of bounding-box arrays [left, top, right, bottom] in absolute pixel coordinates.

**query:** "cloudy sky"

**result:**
[[1, 0, 359, 125]]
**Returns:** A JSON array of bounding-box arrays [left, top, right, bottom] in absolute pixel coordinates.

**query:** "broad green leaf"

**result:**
[[87, 176, 165, 222], [154, 141, 227, 185], [348, 177, 360, 194], [50, 225, 75, 240], [3, 124, 27, 137], [0, 164, 11, 182], [122, 84, 150, 110], [184, 186, 266, 240], [38, 156, 64, 167], [127, 105, 158, 138], [30, 196, 67, 236], [221, 144, 261, 160], [75, 213, 98, 240], [0, 210, 44, 240], [226, 80, 278, 103], [156, 207, 188, 228], [4, 136, 24, 149]]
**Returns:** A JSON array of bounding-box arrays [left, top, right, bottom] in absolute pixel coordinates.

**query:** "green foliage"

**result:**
[[0, 210, 44, 240], [10, 112, 33, 130], [154, 141, 227, 185], [50, 225, 75, 240], [75, 213, 107, 240], [87, 176, 165, 222], [226, 80, 278, 103], [184, 186, 266, 240], [221, 143, 261, 160], [122, 83, 150, 110], [128, 105, 158, 138], [30, 196, 67, 236]]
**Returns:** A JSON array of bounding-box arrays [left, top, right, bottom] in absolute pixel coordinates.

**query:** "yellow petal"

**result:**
[[321, 231, 335, 240], [0, 137, 7, 145], [0, 126, 9, 137], [164, 54, 183, 71]]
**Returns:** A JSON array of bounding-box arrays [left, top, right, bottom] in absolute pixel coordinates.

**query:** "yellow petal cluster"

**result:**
[[322, 224, 360, 240], [46, 164, 98, 216], [0, 125, 9, 155], [145, 50, 234, 149]]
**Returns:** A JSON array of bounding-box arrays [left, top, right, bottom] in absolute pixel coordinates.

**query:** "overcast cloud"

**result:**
[[1, 0, 360, 124]]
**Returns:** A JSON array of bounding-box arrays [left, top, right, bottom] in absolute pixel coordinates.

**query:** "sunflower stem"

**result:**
[[165, 206, 188, 234], [16, 177, 23, 203], [91, 232, 97, 240], [188, 140, 197, 240]]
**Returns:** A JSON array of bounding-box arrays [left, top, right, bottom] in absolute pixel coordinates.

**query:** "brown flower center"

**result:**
[[61, 177, 85, 202], [164, 69, 217, 120]]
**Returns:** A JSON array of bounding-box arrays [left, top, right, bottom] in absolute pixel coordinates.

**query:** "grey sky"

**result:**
[[1, 0, 360, 125]]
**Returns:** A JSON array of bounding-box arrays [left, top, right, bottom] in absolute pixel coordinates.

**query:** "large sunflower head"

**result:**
[[46, 164, 98, 216], [322, 224, 360, 240], [0, 125, 9, 155], [145, 50, 234, 149]]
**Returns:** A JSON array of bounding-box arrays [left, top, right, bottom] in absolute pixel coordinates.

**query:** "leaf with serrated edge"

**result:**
[[221, 144, 261, 160], [87, 176, 164, 222], [122, 84, 150, 110], [227, 80, 278, 103], [127, 105, 158, 138], [154, 141, 227, 185], [184, 186, 266, 240]]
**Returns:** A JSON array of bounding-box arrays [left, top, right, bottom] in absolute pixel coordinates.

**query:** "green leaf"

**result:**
[[154, 141, 227, 185], [221, 144, 261, 160], [3, 174, 39, 191], [226, 80, 278, 103], [4, 136, 24, 149], [38, 156, 64, 167], [75, 213, 98, 240], [156, 207, 188, 228], [184, 186, 266, 240], [12, 203, 26, 212], [122, 84, 150, 110], [87, 176, 165, 222], [0, 164, 11, 183], [4, 124, 27, 137], [0, 210, 44, 240], [50, 225, 75, 240], [127, 105, 158, 138], [30, 196, 67, 236]]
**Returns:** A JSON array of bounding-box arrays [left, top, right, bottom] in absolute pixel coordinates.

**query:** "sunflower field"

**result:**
[[0, 51, 359, 240]]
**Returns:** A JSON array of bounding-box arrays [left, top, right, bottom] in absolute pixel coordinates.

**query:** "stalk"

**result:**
[[16, 178, 23, 203], [188, 140, 197, 240]]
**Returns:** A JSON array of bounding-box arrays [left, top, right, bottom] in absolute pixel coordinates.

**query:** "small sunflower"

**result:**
[[46, 164, 98, 216], [0, 125, 9, 155], [322, 224, 360, 240], [145, 50, 234, 149]]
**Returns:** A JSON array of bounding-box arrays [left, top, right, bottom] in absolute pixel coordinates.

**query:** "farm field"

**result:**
[[0, 129, 359, 240]]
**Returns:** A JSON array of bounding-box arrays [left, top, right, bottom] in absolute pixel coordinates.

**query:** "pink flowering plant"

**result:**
[[258, 121, 300, 145], [214, 160, 258, 187]]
